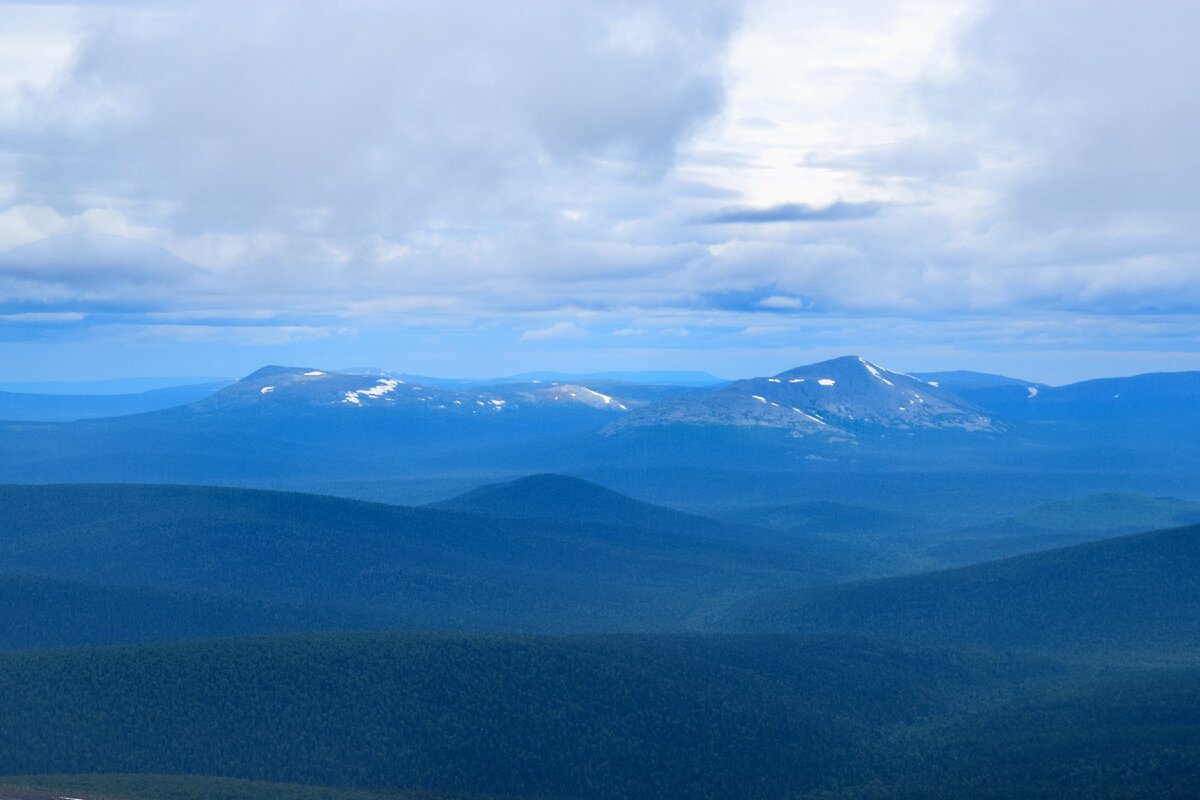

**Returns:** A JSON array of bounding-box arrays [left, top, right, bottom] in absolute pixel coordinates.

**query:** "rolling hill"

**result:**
[[0, 483, 859, 634], [430, 473, 793, 543], [721, 499, 927, 537], [733, 522, 1200, 655], [925, 492, 1200, 565]]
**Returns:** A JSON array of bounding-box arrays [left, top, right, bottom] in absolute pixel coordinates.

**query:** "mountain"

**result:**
[[0, 367, 667, 483], [0, 364, 640, 484], [909, 370, 1050, 418], [346, 370, 724, 388], [192, 366, 707, 417], [606, 356, 998, 437], [939, 369, 1200, 434], [0, 360, 1194, 491], [1024, 370, 1200, 428], [0, 381, 230, 422], [911, 370, 1047, 391], [192, 365, 636, 414], [733, 522, 1200, 655], [183, 366, 704, 430], [499, 369, 725, 386], [0, 484, 858, 634]]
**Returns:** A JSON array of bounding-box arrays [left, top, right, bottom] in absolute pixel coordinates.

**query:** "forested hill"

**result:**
[[0, 483, 861, 635], [0, 574, 361, 649], [732, 522, 1200, 655], [0, 775, 464, 800], [429, 473, 789, 544], [0, 632, 1055, 800], [2, 632, 1198, 799]]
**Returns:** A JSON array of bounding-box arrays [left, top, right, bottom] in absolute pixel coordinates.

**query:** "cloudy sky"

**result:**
[[0, 0, 1197, 382]]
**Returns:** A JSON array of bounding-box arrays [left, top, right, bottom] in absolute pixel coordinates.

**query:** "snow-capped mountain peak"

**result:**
[[607, 355, 999, 436], [187, 367, 647, 417]]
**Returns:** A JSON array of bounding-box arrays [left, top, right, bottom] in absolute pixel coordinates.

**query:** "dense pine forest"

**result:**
[[0, 475, 1198, 799]]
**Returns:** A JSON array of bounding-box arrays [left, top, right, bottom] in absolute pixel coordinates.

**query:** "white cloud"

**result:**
[[0, 311, 85, 322], [521, 321, 587, 341], [0, 0, 1197, 379], [9, 1, 735, 236], [758, 295, 808, 310], [103, 322, 349, 345]]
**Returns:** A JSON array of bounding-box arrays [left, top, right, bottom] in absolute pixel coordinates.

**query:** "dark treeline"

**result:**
[[0, 632, 1061, 800], [0, 482, 1198, 798]]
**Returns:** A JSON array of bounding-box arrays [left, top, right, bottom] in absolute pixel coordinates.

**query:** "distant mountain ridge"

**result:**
[[0, 376, 229, 394], [607, 355, 998, 436], [0, 356, 1195, 485], [0, 381, 230, 422], [189, 365, 677, 417], [911, 369, 1047, 391]]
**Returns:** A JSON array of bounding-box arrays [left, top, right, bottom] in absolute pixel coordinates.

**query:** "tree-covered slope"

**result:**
[[428, 473, 830, 554], [733, 523, 1200, 655], [0, 774, 465, 800], [0, 484, 853, 634], [0, 632, 1050, 800], [2, 632, 1197, 799], [721, 499, 927, 537], [430, 473, 722, 531], [833, 664, 1200, 800], [0, 574, 361, 649], [924, 492, 1200, 565]]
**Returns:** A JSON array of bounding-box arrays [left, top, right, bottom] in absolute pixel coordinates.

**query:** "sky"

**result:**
[[0, 0, 1197, 384]]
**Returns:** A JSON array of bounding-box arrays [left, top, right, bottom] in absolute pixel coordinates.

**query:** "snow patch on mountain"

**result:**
[[343, 378, 401, 404], [606, 355, 999, 437], [859, 358, 894, 387]]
